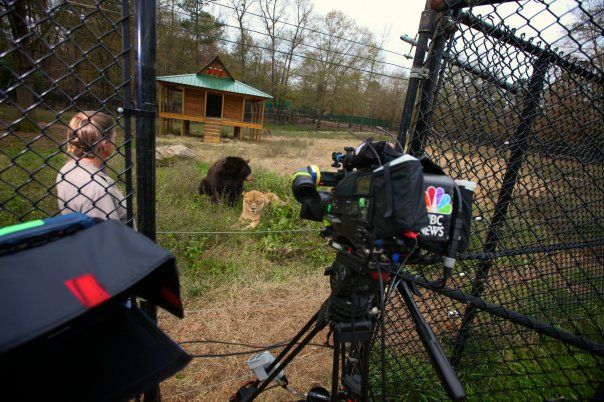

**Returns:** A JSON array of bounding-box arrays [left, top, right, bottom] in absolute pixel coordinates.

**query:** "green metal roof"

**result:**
[[157, 74, 272, 99]]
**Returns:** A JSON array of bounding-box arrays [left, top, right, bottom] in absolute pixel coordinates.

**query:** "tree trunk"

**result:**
[[7, 1, 35, 113]]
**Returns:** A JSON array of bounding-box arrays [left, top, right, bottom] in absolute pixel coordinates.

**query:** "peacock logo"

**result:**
[[425, 186, 452, 215]]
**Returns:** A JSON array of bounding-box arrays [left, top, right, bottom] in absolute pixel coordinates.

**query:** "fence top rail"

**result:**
[[458, 11, 604, 85], [443, 52, 520, 94], [431, 0, 519, 11]]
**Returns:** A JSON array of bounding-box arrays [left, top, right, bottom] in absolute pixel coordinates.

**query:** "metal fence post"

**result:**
[[451, 55, 550, 366], [121, 0, 134, 227], [407, 16, 453, 157], [134, 0, 157, 257], [397, 2, 436, 149], [134, 0, 159, 400]]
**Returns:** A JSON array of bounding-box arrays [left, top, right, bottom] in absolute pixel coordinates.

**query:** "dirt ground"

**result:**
[[156, 133, 358, 175], [160, 276, 332, 401]]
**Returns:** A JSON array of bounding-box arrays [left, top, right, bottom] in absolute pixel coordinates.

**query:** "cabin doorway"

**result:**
[[206, 93, 222, 118]]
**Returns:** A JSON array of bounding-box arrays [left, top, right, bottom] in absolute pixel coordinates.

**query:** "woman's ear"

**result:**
[[101, 139, 114, 155], [242, 190, 246, 195]]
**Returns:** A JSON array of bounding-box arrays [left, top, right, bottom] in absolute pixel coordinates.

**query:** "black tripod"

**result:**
[[232, 252, 467, 401], [233, 292, 376, 402]]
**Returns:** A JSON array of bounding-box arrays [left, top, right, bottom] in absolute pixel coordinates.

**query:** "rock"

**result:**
[[156, 145, 195, 161]]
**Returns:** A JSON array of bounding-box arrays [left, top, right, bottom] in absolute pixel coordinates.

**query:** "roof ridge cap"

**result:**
[[158, 73, 196, 78]]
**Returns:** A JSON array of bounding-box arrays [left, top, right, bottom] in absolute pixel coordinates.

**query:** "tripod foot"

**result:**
[[230, 380, 258, 402]]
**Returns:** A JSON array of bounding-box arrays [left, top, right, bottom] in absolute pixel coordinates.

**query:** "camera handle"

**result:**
[[438, 184, 466, 288]]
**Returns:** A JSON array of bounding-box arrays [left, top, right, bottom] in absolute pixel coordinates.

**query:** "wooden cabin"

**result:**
[[157, 56, 272, 143]]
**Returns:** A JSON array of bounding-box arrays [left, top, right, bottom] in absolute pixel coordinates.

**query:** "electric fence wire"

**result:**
[[156, 228, 321, 235], [204, 0, 411, 58], [158, 5, 411, 71], [183, 296, 325, 313], [158, 22, 410, 81]]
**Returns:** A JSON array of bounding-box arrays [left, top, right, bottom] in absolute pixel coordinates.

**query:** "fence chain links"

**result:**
[[373, 1, 604, 400], [0, 0, 133, 227]]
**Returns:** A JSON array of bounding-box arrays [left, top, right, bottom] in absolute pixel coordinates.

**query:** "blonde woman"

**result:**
[[56, 111, 127, 224]]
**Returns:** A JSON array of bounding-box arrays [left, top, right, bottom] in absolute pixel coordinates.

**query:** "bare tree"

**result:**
[[227, 0, 256, 81], [5, 1, 35, 113], [275, 0, 313, 122], [566, 0, 604, 70], [307, 11, 365, 129], [258, 0, 286, 100]]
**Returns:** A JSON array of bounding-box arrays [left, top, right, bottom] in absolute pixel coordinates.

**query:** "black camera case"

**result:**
[[371, 155, 428, 238]]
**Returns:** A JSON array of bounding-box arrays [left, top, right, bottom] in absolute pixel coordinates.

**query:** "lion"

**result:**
[[238, 190, 282, 229]]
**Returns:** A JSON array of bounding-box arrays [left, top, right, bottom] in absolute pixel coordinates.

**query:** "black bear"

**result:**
[[198, 156, 252, 205]]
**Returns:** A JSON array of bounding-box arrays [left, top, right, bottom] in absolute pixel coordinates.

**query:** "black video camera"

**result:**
[[291, 140, 475, 283]]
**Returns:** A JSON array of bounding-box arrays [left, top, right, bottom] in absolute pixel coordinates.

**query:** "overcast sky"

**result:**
[[310, 0, 427, 69], [207, 0, 580, 77]]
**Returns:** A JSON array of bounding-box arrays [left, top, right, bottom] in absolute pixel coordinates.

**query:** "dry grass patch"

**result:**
[[160, 275, 333, 401], [156, 133, 358, 178]]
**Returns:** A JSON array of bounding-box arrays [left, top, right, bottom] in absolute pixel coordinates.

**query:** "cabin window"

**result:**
[[163, 87, 183, 114], [206, 93, 223, 118], [244, 99, 262, 123]]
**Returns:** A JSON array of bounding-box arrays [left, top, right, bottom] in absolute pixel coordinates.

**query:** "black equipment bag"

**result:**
[[372, 155, 428, 238], [0, 217, 191, 401]]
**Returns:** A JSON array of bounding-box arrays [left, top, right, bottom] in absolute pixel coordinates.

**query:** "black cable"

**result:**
[[375, 125, 405, 154], [346, 129, 383, 166], [180, 338, 333, 359], [383, 238, 418, 306], [158, 5, 410, 71], [204, 0, 410, 58]]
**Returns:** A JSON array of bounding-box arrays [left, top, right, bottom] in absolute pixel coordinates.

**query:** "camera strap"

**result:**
[[383, 163, 394, 218]]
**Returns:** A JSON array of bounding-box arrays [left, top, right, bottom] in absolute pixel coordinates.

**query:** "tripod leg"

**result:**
[[398, 281, 466, 401], [251, 314, 327, 399], [360, 339, 371, 401], [331, 330, 340, 401], [263, 309, 321, 376]]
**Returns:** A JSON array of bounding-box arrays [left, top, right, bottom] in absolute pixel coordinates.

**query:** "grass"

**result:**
[[371, 309, 604, 401], [155, 158, 333, 298]]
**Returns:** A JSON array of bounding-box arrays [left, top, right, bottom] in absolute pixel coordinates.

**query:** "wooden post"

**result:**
[[220, 93, 224, 118], [182, 87, 186, 116], [180, 119, 185, 136], [204, 90, 207, 117], [241, 97, 246, 122], [259, 101, 265, 142], [158, 83, 162, 113], [234, 126, 241, 139], [158, 84, 163, 136]]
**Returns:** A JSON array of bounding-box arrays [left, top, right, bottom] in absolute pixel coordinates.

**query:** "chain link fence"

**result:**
[[375, 1, 603, 400], [0, 0, 134, 227], [2, 0, 603, 400]]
